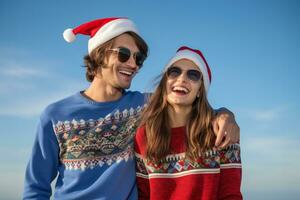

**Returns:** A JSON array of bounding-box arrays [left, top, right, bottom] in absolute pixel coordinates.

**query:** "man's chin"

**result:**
[[123, 84, 131, 89], [117, 83, 131, 90]]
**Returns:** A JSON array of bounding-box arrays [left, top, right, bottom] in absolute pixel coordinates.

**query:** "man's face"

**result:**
[[100, 33, 141, 89]]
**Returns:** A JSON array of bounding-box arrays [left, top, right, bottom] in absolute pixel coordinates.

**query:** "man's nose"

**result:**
[[125, 54, 138, 69]]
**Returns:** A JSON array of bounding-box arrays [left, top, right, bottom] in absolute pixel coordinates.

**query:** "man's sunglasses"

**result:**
[[166, 66, 202, 82], [108, 47, 146, 67]]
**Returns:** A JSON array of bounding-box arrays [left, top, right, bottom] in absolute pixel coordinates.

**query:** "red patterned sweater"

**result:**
[[135, 126, 242, 200]]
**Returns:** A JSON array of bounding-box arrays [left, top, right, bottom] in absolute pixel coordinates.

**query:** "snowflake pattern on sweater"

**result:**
[[136, 144, 241, 177], [53, 106, 144, 170]]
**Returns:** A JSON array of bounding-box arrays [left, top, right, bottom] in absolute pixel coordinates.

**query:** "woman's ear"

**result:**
[[196, 91, 200, 98]]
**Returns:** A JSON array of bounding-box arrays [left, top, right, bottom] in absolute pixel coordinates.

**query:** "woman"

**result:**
[[135, 46, 242, 200]]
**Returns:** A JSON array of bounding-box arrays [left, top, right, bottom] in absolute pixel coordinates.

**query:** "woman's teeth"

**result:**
[[172, 86, 189, 94]]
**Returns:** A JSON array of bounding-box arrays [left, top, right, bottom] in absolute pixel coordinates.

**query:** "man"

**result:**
[[23, 17, 239, 200]]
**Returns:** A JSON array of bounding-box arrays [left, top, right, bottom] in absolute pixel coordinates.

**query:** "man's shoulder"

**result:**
[[124, 90, 146, 102], [42, 92, 79, 118], [125, 90, 151, 102], [125, 90, 143, 96]]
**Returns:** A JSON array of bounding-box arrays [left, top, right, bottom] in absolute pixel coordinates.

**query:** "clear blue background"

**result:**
[[1, 0, 299, 199]]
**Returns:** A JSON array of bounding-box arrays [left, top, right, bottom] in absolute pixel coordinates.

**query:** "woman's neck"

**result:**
[[84, 78, 123, 102], [168, 105, 192, 128]]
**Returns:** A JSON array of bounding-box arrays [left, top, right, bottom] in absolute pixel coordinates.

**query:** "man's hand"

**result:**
[[212, 108, 240, 149]]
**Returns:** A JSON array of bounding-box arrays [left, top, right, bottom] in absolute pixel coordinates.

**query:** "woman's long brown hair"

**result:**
[[140, 72, 216, 162]]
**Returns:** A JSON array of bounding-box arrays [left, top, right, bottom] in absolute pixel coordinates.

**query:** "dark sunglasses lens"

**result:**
[[167, 66, 182, 78], [118, 48, 131, 63], [135, 52, 146, 66], [187, 70, 201, 81]]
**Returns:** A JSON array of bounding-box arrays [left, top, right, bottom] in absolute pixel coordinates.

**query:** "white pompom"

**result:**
[[63, 28, 76, 43]]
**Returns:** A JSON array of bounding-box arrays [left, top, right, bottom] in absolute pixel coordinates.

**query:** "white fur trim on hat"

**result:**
[[88, 18, 139, 54]]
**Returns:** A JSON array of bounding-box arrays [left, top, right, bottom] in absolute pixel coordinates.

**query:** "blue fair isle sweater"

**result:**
[[23, 91, 147, 200]]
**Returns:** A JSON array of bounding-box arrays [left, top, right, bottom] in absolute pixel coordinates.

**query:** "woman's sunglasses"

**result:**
[[108, 47, 146, 67], [167, 66, 202, 82]]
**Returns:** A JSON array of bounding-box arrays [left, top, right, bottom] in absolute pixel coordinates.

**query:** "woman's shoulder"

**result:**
[[134, 125, 147, 155], [135, 125, 146, 142]]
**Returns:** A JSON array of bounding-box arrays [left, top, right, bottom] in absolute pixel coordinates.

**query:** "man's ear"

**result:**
[[94, 66, 102, 77]]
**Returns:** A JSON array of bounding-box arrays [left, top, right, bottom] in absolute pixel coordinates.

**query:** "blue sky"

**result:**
[[1, 0, 299, 199]]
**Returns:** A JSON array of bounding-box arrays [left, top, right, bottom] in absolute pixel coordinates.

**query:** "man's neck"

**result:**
[[168, 105, 192, 128], [84, 78, 123, 102]]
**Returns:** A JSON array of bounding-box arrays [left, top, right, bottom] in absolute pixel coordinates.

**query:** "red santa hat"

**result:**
[[165, 46, 212, 93], [63, 17, 140, 55]]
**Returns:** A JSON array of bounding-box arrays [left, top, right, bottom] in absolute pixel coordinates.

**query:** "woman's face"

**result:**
[[166, 59, 202, 108]]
